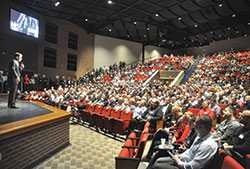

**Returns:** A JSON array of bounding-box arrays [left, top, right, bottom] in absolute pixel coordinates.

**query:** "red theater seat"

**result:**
[[86, 105, 103, 126], [221, 156, 244, 169], [95, 107, 113, 130], [103, 109, 122, 133], [113, 111, 133, 135]]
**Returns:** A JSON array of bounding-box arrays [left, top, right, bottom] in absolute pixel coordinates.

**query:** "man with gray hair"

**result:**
[[7, 52, 24, 108]]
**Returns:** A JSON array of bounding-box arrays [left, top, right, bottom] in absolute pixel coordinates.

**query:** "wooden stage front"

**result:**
[[0, 100, 71, 169]]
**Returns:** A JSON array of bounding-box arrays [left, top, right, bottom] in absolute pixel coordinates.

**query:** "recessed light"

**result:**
[[144, 35, 146, 38], [219, 35, 222, 37], [55, 1, 60, 7], [248, 22, 250, 25], [133, 21, 137, 25], [147, 27, 150, 31], [172, 44, 174, 46], [194, 24, 198, 27], [200, 43, 202, 45], [108, 29, 112, 32], [236, 30, 239, 33], [107, 0, 113, 4], [219, 3, 223, 7], [196, 35, 199, 37], [127, 34, 130, 37], [228, 38, 230, 40], [178, 17, 182, 20], [155, 13, 159, 17], [227, 27, 230, 30], [204, 37, 207, 40], [232, 14, 236, 18], [244, 34, 247, 37], [183, 37, 186, 40], [84, 18, 88, 22], [191, 40, 194, 42], [211, 31, 214, 34], [185, 44, 188, 46]]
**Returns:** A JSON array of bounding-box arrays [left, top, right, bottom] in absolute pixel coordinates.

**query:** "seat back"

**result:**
[[246, 154, 250, 169], [118, 148, 131, 158], [121, 111, 133, 120], [94, 105, 103, 113], [221, 156, 244, 169], [187, 108, 201, 115], [102, 107, 113, 116], [111, 109, 122, 118], [134, 133, 148, 159], [88, 104, 96, 112]]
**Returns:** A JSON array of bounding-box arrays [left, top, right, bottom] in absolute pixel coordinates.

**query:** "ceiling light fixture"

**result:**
[[244, 34, 248, 37], [219, 3, 223, 7], [155, 13, 159, 17], [194, 24, 198, 27], [54, 1, 60, 7], [178, 17, 182, 20], [147, 27, 150, 31], [232, 14, 236, 18], [127, 34, 130, 37], [108, 29, 112, 32], [133, 21, 137, 25], [144, 35, 146, 38], [84, 18, 88, 22], [227, 27, 230, 30], [107, 0, 113, 5], [211, 31, 214, 34], [162, 39, 167, 42], [236, 30, 239, 33], [248, 22, 250, 25]]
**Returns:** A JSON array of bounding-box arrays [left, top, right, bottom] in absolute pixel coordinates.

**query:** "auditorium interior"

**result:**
[[0, 0, 250, 169]]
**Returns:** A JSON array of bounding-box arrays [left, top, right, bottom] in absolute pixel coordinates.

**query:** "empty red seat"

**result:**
[[95, 107, 113, 130], [103, 109, 122, 133], [113, 111, 133, 135]]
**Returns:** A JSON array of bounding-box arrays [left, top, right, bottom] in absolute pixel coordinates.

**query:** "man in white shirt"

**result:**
[[150, 114, 218, 169]]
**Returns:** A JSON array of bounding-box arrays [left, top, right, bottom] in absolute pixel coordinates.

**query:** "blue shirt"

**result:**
[[178, 133, 218, 169]]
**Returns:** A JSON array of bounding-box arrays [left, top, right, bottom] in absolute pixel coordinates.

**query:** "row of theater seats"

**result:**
[[115, 122, 150, 169], [80, 104, 133, 135]]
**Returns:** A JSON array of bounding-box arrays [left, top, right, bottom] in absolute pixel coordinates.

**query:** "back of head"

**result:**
[[197, 114, 213, 132]]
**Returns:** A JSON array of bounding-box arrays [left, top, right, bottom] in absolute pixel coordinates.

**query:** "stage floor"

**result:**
[[0, 101, 53, 125]]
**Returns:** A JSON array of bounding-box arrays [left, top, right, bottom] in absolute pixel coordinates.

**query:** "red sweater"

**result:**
[[174, 124, 191, 143]]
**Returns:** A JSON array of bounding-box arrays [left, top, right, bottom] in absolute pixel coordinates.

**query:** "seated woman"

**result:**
[[142, 111, 196, 166]]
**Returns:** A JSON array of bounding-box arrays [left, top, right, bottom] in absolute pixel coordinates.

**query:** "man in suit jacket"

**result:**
[[7, 52, 24, 108]]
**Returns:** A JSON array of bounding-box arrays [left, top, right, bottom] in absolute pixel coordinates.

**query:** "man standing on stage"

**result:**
[[7, 52, 24, 108]]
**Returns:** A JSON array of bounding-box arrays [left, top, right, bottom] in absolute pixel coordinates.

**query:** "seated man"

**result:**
[[127, 100, 147, 132], [138, 98, 162, 130], [223, 110, 250, 167], [198, 101, 215, 119], [151, 114, 218, 169], [213, 106, 240, 142]]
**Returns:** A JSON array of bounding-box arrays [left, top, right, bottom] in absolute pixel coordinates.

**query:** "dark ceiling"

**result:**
[[13, 0, 250, 49]]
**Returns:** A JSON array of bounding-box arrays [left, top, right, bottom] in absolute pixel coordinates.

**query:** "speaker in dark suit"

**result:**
[[7, 52, 24, 108]]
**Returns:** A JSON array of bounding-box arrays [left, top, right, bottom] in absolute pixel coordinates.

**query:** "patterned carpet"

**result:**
[[33, 122, 150, 169]]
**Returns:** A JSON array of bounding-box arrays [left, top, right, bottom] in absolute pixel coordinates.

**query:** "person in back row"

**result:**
[[151, 114, 218, 169]]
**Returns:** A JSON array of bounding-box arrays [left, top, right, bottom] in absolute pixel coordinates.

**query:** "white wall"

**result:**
[[94, 35, 142, 68], [144, 45, 171, 61], [181, 36, 250, 56]]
